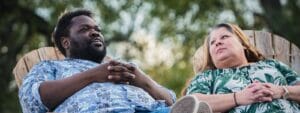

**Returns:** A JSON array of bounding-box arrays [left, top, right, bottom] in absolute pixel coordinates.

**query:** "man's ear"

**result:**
[[61, 37, 70, 49]]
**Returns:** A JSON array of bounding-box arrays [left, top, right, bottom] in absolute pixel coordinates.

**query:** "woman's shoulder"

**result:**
[[260, 58, 280, 64], [195, 70, 214, 77], [256, 59, 285, 67]]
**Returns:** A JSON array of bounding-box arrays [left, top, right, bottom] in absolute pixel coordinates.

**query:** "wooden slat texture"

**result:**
[[254, 31, 274, 58], [13, 47, 64, 88], [13, 59, 28, 87], [243, 30, 256, 47], [23, 50, 41, 72], [291, 44, 300, 74], [38, 47, 57, 60], [273, 34, 291, 66]]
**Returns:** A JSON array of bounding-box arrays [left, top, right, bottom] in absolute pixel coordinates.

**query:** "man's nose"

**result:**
[[90, 31, 100, 38]]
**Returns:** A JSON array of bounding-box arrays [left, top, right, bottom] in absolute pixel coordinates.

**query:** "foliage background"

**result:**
[[1, 0, 299, 112]]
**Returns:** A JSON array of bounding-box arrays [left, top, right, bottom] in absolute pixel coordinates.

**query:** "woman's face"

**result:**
[[209, 27, 246, 68]]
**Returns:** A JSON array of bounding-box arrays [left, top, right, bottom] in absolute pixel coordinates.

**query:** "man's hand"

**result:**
[[107, 61, 174, 105], [106, 60, 153, 88], [106, 60, 136, 84], [110, 61, 154, 89]]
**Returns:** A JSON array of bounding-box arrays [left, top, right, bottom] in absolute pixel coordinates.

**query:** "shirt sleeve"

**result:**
[[269, 59, 300, 85], [186, 70, 213, 95], [18, 61, 56, 113]]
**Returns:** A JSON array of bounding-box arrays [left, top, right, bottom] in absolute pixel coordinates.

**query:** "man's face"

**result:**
[[67, 15, 106, 62]]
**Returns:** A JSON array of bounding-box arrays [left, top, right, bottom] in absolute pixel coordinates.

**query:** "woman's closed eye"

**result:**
[[210, 40, 216, 45], [221, 35, 229, 39]]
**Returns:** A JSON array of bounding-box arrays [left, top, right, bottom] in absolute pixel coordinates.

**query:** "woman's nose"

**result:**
[[215, 40, 223, 46]]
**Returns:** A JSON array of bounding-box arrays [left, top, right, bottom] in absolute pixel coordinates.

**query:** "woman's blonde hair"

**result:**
[[193, 23, 265, 73], [182, 23, 265, 96]]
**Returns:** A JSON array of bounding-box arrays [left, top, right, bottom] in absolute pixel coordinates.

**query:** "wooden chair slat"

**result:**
[[13, 58, 29, 87], [291, 44, 300, 74], [14, 49, 41, 87], [273, 34, 291, 66], [23, 50, 41, 71], [38, 47, 58, 60], [254, 31, 274, 58]]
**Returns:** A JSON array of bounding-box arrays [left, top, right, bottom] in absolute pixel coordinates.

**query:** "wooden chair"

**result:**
[[12, 46, 112, 88], [13, 47, 65, 88], [193, 30, 300, 74]]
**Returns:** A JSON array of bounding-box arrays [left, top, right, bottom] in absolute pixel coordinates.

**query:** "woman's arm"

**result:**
[[193, 83, 273, 112], [193, 93, 236, 112], [286, 83, 300, 103], [262, 82, 300, 103]]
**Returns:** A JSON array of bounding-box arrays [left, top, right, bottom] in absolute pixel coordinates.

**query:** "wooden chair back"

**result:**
[[13, 47, 65, 88]]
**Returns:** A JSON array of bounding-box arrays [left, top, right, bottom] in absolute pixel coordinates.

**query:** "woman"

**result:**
[[175, 23, 300, 113]]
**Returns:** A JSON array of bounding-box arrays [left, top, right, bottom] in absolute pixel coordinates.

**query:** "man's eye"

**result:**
[[80, 26, 90, 31], [95, 27, 101, 32], [82, 27, 88, 30]]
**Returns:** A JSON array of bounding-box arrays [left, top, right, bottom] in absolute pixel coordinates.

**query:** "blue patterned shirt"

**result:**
[[19, 58, 175, 113]]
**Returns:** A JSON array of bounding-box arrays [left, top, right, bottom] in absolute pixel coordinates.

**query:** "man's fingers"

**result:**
[[108, 65, 130, 72], [108, 72, 135, 82], [108, 74, 121, 81], [122, 72, 135, 79], [108, 60, 122, 66], [108, 61, 136, 72], [119, 62, 135, 71]]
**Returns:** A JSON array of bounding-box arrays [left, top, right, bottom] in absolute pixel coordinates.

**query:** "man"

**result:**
[[19, 9, 175, 113]]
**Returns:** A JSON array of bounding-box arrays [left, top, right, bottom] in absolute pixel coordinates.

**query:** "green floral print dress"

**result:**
[[187, 59, 300, 113]]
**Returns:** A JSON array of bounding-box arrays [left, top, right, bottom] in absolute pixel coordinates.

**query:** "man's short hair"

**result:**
[[52, 9, 93, 56]]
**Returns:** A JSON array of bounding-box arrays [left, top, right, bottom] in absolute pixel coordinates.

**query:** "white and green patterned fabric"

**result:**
[[187, 59, 300, 113]]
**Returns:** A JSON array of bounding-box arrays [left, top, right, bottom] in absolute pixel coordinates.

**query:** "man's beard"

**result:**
[[69, 40, 107, 63]]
